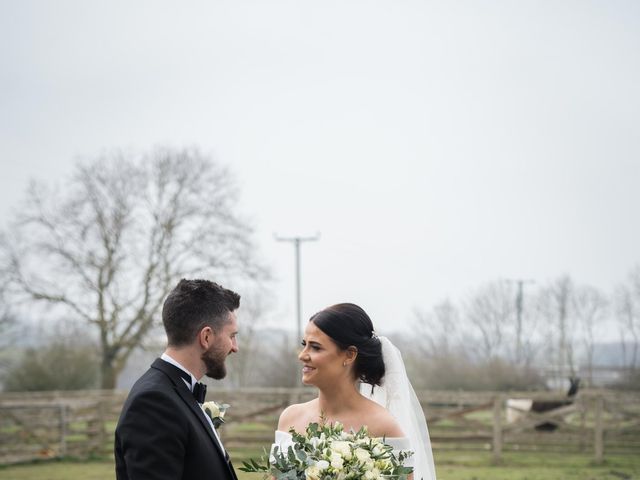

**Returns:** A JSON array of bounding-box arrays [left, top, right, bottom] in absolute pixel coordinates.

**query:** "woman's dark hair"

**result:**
[[309, 303, 385, 386]]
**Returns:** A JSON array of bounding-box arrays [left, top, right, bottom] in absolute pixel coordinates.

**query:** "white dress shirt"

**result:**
[[160, 353, 226, 451]]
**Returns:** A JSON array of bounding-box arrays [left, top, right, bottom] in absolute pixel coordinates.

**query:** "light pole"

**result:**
[[275, 233, 320, 348]]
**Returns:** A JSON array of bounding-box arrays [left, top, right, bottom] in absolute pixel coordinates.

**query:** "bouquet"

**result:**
[[240, 421, 413, 480]]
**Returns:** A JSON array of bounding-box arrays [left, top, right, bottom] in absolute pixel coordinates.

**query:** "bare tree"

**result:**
[[463, 281, 515, 361], [513, 304, 541, 369], [224, 287, 273, 387], [412, 299, 461, 357], [615, 265, 640, 369], [227, 329, 300, 388], [0, 281, 17, 374], [572, 284, 608, 385], [0, 285, 12, 339], [535, 275, 577, 383], [0, 147, 267, 388]]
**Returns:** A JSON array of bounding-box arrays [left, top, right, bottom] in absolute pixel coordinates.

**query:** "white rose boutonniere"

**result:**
[[202, 401, 230, 429]]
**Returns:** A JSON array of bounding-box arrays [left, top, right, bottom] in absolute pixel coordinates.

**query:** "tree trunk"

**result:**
[[101, 357, 118, 390]]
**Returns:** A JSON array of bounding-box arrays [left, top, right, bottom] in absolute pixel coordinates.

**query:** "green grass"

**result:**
[[0, 459, 114, 480], [1, 451, 638, 480], [435, 451, 640, 480]]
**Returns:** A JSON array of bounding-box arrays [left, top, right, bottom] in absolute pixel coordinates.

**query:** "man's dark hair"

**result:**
[[162, 279, 240, 346]]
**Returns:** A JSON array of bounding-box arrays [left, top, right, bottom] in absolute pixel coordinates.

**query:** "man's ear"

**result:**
[[198, 326, 214, 349]]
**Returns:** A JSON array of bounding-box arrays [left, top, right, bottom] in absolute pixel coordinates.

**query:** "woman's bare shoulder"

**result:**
[[277, 399, 317, 432], [362, 400, 404, 438]]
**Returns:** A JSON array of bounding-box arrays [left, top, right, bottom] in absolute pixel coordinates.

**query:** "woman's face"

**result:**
[[298, 321, 351, 387]]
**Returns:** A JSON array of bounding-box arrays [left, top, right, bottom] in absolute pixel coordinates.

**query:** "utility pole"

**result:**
[[275, 233, 320, 349], [509, 278, 535, 365]]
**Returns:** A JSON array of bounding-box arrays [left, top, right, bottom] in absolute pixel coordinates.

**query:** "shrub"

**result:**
[[407, 353, 547, 391], [2, 340, 100, 391], [610, 368, 640, 391]]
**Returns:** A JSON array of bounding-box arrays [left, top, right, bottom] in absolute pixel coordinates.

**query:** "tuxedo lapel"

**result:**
[[176, 383, 227, 454], [150, 359, 235, 477]]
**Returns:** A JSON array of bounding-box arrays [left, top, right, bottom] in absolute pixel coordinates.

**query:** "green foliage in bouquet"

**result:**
[[240, 420, 413, 480]]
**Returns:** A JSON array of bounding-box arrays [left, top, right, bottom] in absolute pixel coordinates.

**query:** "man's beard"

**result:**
[[202, 344, 228, 380]]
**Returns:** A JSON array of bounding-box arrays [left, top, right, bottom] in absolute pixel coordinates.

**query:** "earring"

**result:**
[[343, 361, 347, 367]]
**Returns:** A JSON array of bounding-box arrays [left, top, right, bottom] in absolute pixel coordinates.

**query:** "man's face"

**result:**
[[202, 311, 238, 380]]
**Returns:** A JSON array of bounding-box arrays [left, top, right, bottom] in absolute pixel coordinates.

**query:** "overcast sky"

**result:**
[[1, 0, 639, 339]]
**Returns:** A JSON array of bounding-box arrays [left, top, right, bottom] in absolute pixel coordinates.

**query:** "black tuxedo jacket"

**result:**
[[115, 358, 238, 480]]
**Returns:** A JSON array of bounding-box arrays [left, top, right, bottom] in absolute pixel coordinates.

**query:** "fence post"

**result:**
[[59, 405, 67, 458], [492, 395, 503, 464], [97, 400, 107, 455], [579, 396, 587, 452], [594, 395, 604, 464]]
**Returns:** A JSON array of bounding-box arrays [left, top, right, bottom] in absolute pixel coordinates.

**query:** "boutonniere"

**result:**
[[202, 401, 230, 429]]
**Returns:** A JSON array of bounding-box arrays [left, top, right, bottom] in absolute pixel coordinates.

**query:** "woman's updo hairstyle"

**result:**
[[309, 303, 385, 386]]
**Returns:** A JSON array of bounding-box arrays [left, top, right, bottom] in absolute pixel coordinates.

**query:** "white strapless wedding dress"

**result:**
[[270, 337, 436, 480], [272, 431, 414, 468]]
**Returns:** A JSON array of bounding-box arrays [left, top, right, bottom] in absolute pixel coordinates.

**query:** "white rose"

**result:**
[[354, 448, 371, 463], [305, 465, 321, 480], [364, 471, 376, 480], [331, 441, 352, 460], [365, 459, 375, 470], [316, 460, 330, 471], [330, 453, 344, 470], [202, 401, 220, 418]]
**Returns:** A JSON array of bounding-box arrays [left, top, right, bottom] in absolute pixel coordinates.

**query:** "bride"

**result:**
[[275, 303, 436, 480]]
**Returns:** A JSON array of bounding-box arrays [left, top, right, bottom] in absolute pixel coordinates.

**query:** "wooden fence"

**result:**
[[1, 388, 638, 465], [422, 390, 640, 461], [0, 390, 126, 464]]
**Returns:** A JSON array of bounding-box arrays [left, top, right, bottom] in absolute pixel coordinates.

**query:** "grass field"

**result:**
[[1, 451, 638, 480]]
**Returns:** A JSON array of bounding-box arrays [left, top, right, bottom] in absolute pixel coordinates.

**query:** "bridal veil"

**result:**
[[359, 336, 437, 480]]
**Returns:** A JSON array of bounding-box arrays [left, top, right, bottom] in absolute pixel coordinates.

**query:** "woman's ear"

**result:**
[[344, 346, 358, 366]]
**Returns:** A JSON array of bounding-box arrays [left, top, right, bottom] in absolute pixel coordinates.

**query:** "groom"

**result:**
[[115, 278, 241, 480]]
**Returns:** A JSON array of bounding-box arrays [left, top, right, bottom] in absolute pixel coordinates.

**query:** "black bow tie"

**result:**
[[172, 364, 207, 403], [192, 382, 207, 403]]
